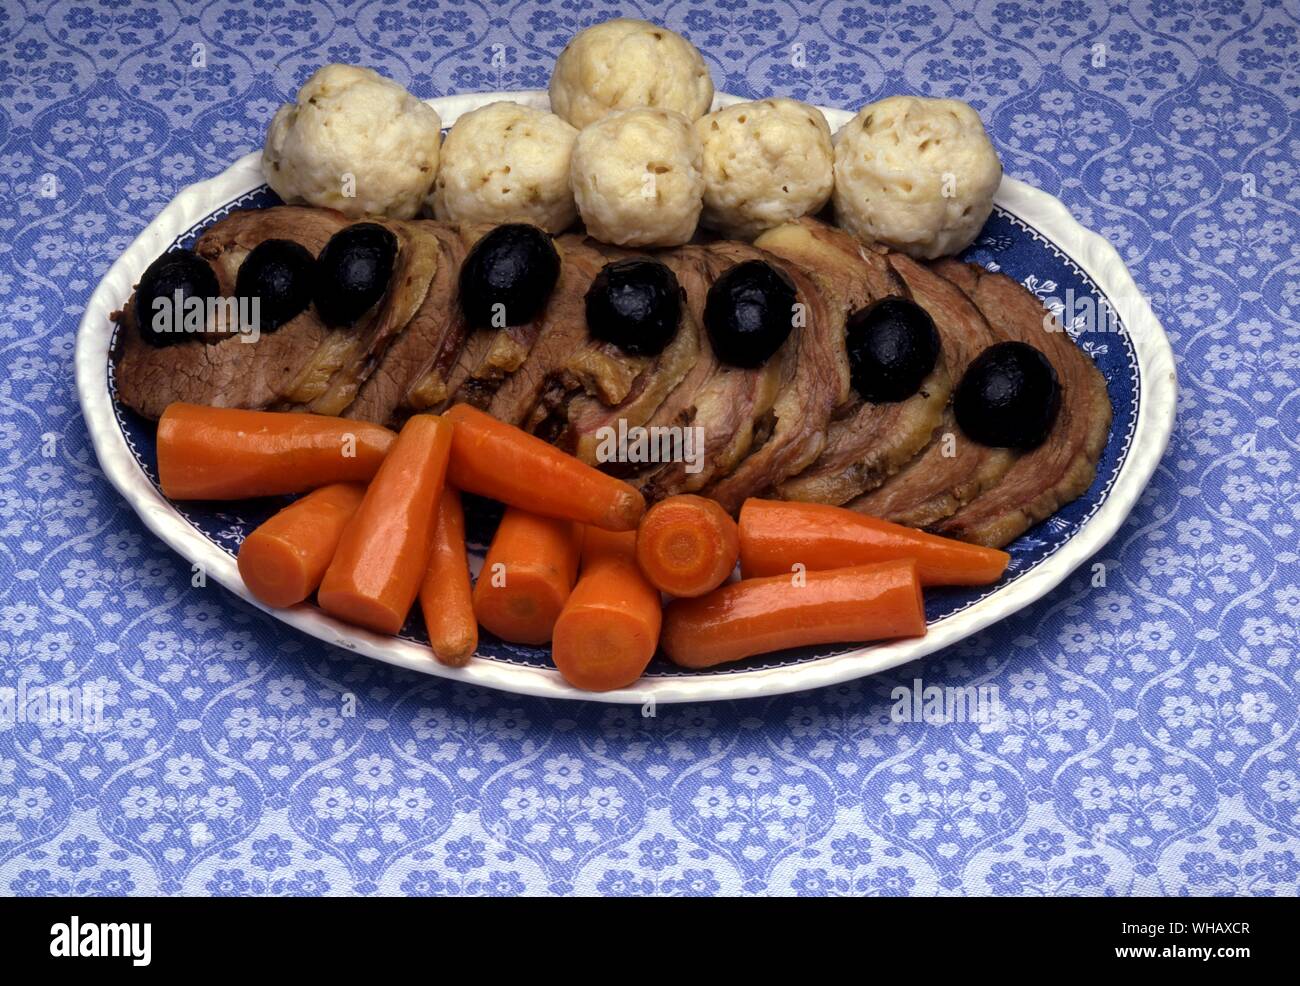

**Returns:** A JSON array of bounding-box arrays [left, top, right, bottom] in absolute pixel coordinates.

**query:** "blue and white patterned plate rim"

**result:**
[[74, 90, 1179, 704]]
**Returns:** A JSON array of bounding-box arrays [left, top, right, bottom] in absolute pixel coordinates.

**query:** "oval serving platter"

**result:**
[[76, 90, 1177, 703]]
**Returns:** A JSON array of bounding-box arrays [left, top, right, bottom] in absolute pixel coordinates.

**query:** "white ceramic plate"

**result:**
[[76, 90, 1177, 703]]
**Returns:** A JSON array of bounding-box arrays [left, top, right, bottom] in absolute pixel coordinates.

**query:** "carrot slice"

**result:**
[[237, 482, 367, 608], [443, 403, 645, 531], [739, 498, 1010, 587], [317, 415, 453, 635], [473, 507, 582, 645], [419, 487, 477, 667], [635, 494, 738, 597], [553, 528, 663, 691], [157, 402, 396, 500], [662, 560, 926, 669]]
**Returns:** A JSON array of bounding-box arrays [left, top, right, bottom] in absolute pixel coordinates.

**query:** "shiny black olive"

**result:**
[[134, 249, 220, 348], [703, 260, 798, 368], [955, 341, 1061, 449], [235, 238, 315, 333], [846, 297, 941, 403], [314, 222, 397, 326], [585, 259, 682, 357], [459, 223, 561, 329]]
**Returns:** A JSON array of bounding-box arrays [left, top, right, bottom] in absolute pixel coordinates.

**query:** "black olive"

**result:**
[[955, 341, 1062, 449], [314, 222, 397, 326], [235, 239, 315, 333], [458, 223, 561, 329], [704, 260, 798, 368], [846, 297, 941, 403], [585, 259, 682, 357], [134, 249, 220, 347]]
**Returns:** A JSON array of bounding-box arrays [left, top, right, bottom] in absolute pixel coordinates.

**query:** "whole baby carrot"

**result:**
[[237, 482, 367, 608], [661, 560, 926, 669], [418, 487, 477, 667], [317, 414, 453, 635], [552, 528, 663, 691], [739, 498, 1010, 587], [443, 403, 645, 531], [635, 494, 739, 597], [473, 507, 582, 646], [157, 402, 396, 500]]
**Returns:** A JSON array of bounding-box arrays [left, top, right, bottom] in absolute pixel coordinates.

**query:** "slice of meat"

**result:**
[[849, 253, 1018, 526], [289, 219, 441, 416], [484, 235, 610, 426], [551, 296, 701, 464], [113, 206, 352, 419], [424, 223, 553, 413], [632, 244, 787, 502], [756, 220, 947, 505], [345, 222, 468, 427], [850, 407, 1018, 528], [698, 237, 850, 514], [525, 239, 700, 462], [924, 259, 1112, 547]]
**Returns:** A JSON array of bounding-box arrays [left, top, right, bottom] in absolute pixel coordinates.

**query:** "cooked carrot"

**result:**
[[635, 494, 738, 597], [157, 402, 396, 500], [739, 498, 1010, 587], [473, 507, 582, 645], [237, 482, 367, 608], [553, 528, 662, 691], [443, 403, 645, 531], [317, 415, 453, 635], [661, 560, 926, 669], [419, 487, 477, 667]]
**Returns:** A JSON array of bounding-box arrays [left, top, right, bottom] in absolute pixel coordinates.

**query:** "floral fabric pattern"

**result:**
[[0, 0, 1297, 896]]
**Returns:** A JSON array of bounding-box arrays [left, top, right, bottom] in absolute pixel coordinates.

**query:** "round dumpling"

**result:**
[[430, 101, 579, 232], [549, 18, 714, 130], [696, 98, 834, 240], [262, 64, 442, 219], [832, 95, 1002, 259], [570, 108, 704, 248]]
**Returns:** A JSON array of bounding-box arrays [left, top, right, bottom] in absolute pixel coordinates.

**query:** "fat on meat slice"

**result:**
[[630, 245, 785, 502], [757, 220, 948, 505], [849, 253, 1019, 527], [924, 259, 1112, 547], [345, 222, 468, 427], [698, 237, 851, 514], [484, 235, 612, 426]]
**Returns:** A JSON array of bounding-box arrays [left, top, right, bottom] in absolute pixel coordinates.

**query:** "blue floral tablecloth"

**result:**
[[1, 0, 1297, 897]]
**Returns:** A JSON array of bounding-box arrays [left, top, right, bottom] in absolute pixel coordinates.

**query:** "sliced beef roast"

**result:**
[[345, 222, 468, 427], [756, 220, 947, 505], [849, 253, 1018, 527], [288, 219, 440, 416], [483, 235, 611, 426], [421, 223, 559, 414], [698, 237, 850, 514], [631, 245, 786, 502], [925, 259, 1112, 547], [113, 207, 352, 419]]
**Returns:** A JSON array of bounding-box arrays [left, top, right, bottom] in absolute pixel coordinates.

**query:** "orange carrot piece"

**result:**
[[157, 402, 396, 500], [662, 560, 926, 669], [739, 498, 1010, 587], [472, 507, 582, 646], [419, 487, 477, 667], [553, 528, 663, 691], [236, 482, 367, 608], [635, 494, 739, 597], [443, 403, 645, 531], [317, 415, 453, 635]]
